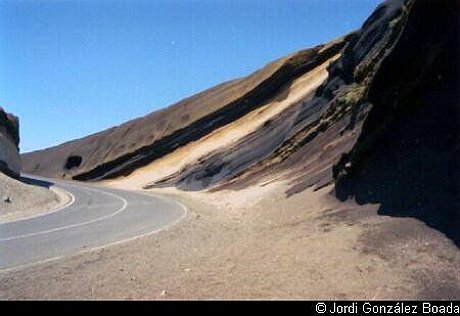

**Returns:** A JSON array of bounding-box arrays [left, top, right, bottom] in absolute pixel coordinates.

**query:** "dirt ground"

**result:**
[[1, 180, 459, 300], [0, 173, 70, 224]]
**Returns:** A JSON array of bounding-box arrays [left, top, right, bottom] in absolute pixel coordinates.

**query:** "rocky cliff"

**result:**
[[334, 0, 460, 245], [0, 107, 20, 177]]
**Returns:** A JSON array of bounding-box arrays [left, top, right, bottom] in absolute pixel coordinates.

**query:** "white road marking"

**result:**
[[0, 186, 76, 224], [0, 194, 188, 274], [0, 187, 128, 242]]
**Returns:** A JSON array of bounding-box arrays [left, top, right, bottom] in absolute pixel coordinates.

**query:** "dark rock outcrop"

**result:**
[[0, 107, 20, 177], [334, 0, 460, 245]]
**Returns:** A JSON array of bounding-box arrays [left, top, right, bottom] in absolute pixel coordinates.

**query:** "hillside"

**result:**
[[22, 38, 348, 181]]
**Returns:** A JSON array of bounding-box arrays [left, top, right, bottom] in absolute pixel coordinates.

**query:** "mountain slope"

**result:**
[[145, 0, 412, 192], [22, 39, 348, 181]]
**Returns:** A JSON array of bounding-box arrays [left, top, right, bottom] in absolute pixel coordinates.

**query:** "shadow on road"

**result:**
[[20, 176, 55, 189]]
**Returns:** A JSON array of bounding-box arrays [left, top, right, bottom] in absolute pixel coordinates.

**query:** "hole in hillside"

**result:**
[[65, 155, 82, 170]]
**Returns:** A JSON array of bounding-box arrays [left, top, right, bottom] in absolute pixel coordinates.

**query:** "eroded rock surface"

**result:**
[[0, 107, 20, 177]]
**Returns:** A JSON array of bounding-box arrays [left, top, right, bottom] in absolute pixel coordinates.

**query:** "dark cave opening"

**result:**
[[65, 155, 82, 170]]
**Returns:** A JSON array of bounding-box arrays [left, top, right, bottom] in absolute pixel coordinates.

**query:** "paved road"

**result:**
[[0, 176, 187, 272]]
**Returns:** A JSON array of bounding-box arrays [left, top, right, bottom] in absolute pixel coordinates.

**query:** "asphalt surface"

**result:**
[[0, 176, 187, 272]]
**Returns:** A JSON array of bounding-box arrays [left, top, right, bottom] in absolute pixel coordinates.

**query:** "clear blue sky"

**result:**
[[0, 0, 381, 153]]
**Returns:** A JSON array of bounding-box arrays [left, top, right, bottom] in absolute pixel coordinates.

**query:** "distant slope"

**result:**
[[22, 39, 348, 180]]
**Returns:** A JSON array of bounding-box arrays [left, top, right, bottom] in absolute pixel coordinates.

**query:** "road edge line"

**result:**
[[0, 186, 76, 225], [0, 193, 188, 274]]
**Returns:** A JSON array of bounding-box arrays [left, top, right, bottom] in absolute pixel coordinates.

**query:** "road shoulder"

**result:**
[[0, 174, 73, 224]]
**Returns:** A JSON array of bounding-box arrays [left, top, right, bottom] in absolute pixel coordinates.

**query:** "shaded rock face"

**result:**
[[334, 0, 460, 245], [0, 108, 20, 177]]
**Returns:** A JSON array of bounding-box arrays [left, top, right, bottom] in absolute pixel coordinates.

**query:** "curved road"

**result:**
[[0, 176, 187, 272]]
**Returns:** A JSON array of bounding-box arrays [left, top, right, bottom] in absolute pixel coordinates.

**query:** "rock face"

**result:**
[[0, 108, 20, 177], [334, 0, 460, 245], [22, 0, 459, 243]]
